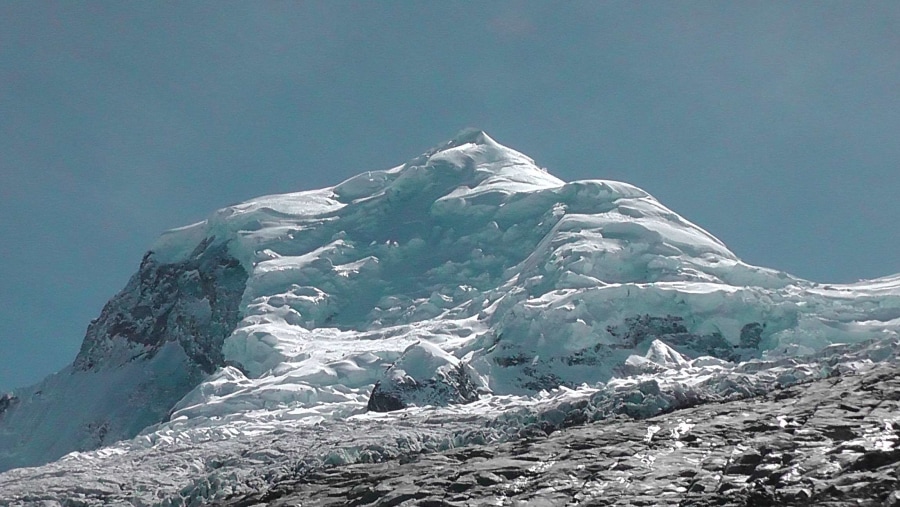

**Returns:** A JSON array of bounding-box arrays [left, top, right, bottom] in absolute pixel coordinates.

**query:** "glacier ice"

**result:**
[[1, 130, 899, 505]]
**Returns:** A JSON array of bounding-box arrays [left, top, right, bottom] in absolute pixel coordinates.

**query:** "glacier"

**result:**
[[0, 130, 898, 505]]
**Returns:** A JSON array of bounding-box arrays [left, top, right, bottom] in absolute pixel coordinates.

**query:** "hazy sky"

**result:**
[[1, 2, 899, 391]]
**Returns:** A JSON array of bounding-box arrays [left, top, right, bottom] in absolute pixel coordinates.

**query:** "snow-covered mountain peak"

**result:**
[[333, 129, 561, 205], [447, 127, 492, 145], [415, 128, 532, 166], [1, 132, 899, 503]]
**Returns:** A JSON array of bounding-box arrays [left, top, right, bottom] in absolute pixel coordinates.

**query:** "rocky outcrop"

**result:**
[[0, 393, 16, 417], [74, 237, 247, 373], [607, 314, 743, 361], [367, 341, 481, 412]]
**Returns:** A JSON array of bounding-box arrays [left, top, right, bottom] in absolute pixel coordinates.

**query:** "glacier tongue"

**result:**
[[1, 131, 899, 503]]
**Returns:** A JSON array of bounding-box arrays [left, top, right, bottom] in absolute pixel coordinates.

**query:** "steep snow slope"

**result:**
[[0, 131, 898, 504]]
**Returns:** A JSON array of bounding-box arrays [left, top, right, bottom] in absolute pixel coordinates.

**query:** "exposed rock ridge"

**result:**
[[0, 239, 248, 472], [74, 238, 247, 373]]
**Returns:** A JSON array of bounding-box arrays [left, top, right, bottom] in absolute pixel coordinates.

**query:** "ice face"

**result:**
[[1, 130, 899, 489], [158, 129, 898, 406]]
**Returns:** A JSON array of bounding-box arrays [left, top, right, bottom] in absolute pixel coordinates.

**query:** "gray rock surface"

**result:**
[[227, 365, 900, 506], [75, 238, 247, 373]]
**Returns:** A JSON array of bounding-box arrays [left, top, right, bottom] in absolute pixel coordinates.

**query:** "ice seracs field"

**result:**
[[1, 131, 898, 505]]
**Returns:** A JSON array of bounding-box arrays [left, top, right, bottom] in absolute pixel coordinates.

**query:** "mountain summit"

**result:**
[[1, 133, 899, 504]]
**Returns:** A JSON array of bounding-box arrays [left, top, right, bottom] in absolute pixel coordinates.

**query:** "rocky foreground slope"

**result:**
[[228, 363, 900, 507]]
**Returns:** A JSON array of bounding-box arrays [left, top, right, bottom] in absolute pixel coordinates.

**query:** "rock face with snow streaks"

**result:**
[[75, 238, 247, 373], [0, 237, 247, 472]]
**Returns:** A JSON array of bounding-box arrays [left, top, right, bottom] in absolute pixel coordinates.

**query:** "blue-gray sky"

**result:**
[[2, 2, 898, 391]]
